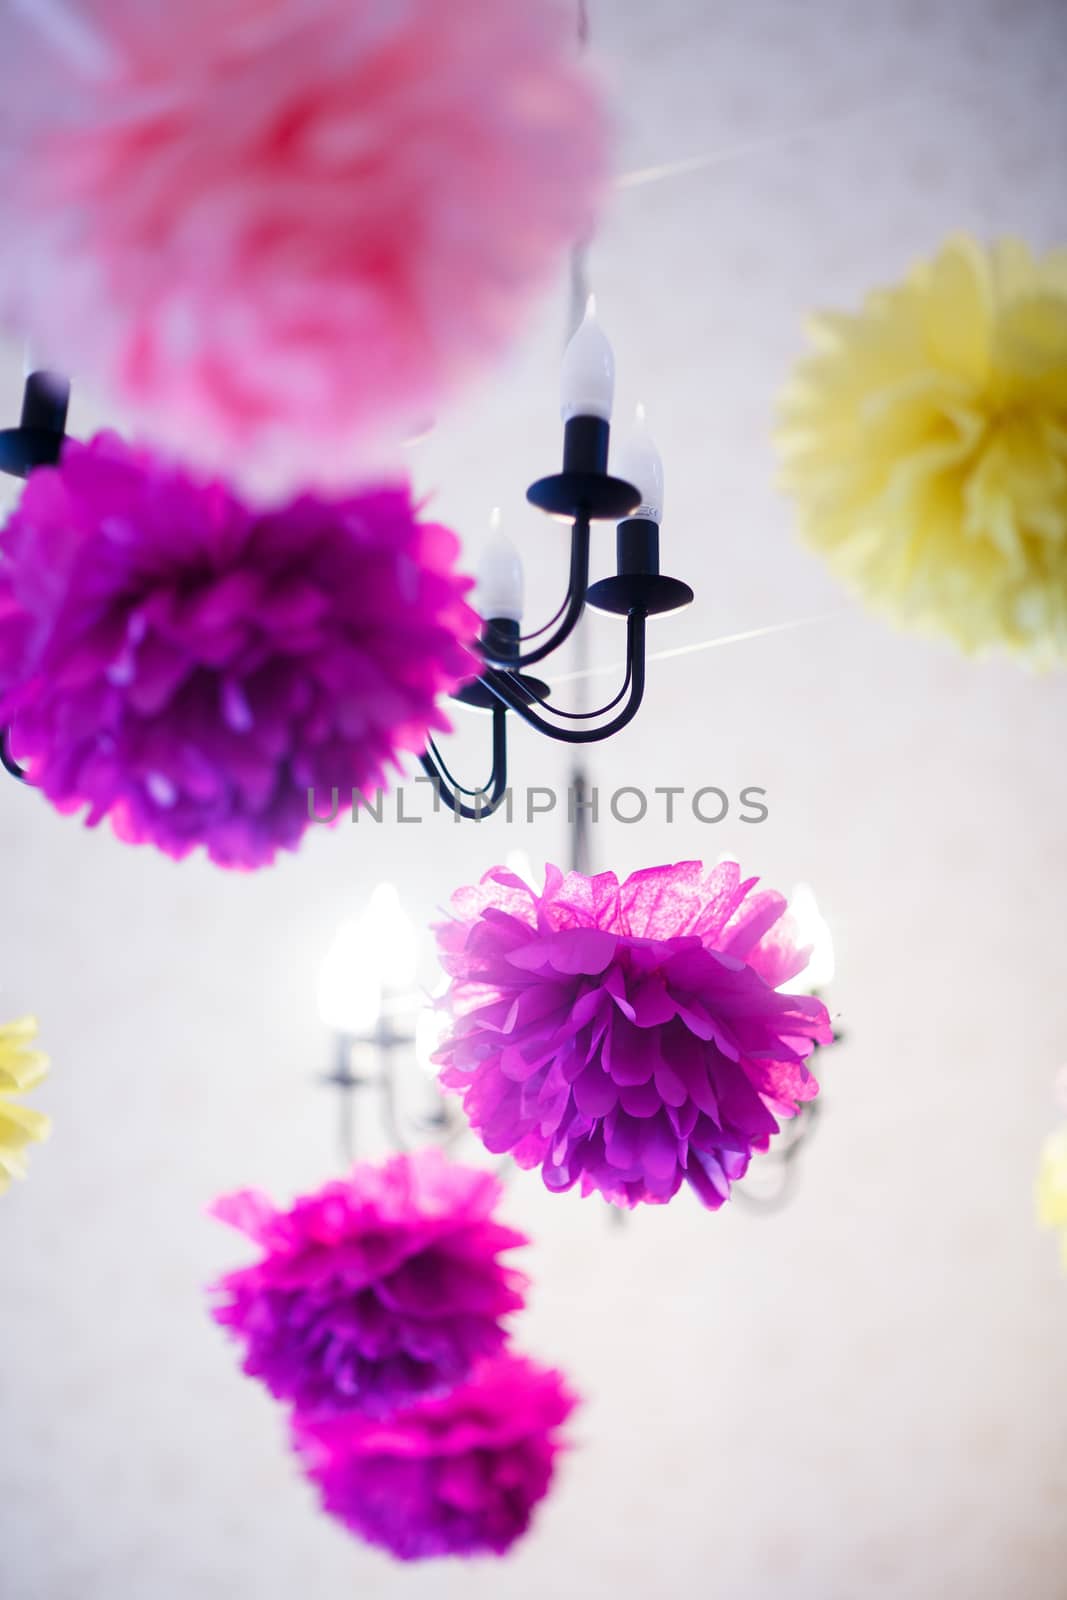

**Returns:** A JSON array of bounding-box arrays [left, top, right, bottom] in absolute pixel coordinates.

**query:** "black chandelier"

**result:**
[[419, 302, 694, 818]]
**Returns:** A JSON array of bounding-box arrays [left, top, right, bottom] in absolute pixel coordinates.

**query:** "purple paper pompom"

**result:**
[[292, 1351, 578, 1560], [434, 861, 834, 1209], [0, 434, 478, 867], [208, 1150, 528, 1418]]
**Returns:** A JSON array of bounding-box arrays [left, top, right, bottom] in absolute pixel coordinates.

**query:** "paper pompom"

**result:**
[[0, 434, 478, 868], [778, 235, 1067, 665], [293, 1351, 578, 1560], [434, 862, 833, 1209], [0, 0, 608, 491], [0, 1017, 50, 1194], [209, 1150, 529, 1418]]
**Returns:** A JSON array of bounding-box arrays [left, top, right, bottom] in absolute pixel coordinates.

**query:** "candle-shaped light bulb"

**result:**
[[475, 508, 524, 622], [614, 403, 664, 522], [560, 294, 615, 422], [317, 882, 418, 1035]]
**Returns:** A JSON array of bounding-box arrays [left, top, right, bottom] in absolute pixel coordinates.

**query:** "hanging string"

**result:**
[[549, 608, 847, 687], [617, 98, 913, 191]]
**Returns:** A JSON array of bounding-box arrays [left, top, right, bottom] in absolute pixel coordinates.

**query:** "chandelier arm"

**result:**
[[492, 649, 633, 721], [513, 590, 571, 644], [416, 701, 510, 818], [0, 728, 28, 782], [423, 733, 496, 798], [478, 515, 591, 670], [482, 611, 647, 744]]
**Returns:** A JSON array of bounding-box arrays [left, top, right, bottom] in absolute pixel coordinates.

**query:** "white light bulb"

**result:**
[[317, 883, 418, 1034], [560, 294, 615, 423], [613, 403, 664, 522], [368, 883, 418, 996], [780, 883, 836, 995], [475, 508, 524, 623], [317, 918, 382, 1034]]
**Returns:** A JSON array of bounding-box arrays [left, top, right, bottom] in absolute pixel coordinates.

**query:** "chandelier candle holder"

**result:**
[[420, 299, 694, 819], [0, 365, 69, 480]]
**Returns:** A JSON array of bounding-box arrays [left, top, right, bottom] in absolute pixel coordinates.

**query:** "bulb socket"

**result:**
[[482, 616, 521, 665], [20, 371, 70, 438], [616, 517, 660, 577], [562, 415, 610, 476]]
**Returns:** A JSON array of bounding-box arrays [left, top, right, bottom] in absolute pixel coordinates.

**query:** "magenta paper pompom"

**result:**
[[209, 1150, 529, 1419], [0, 434, 478, 868], [0, 0, 608, 492], [434, 862, 834, 1209], [293, 1351, 578, 1560]]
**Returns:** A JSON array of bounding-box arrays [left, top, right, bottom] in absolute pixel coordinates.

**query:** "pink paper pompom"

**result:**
[[292, 1351, 578, 1560], [1, 0, 608, 492], [209, 1150, 529, 1419], [434, 861, 834, 1209], [0, 433, 478, 868]]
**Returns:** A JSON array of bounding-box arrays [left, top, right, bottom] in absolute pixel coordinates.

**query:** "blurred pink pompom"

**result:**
[[0, 0, 609, 492], [293, 1351, 578, 1560]]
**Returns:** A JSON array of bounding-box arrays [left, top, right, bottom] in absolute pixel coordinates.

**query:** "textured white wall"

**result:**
[[2, 2, 1066, 1597]]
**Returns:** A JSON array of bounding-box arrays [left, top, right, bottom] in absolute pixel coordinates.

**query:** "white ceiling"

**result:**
[[2, 2, 1066, 1597]]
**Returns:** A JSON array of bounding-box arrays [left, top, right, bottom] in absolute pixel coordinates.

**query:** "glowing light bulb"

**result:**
[[613, 403, 664, 522], [560, 294, 615, 422], [475, 507, 524, 623], [317, 883, 418, 1034]]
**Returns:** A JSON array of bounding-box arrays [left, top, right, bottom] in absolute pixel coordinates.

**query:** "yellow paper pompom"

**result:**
[[0, 1016, 50, 1194], [1037, 1126, 1067, 1270], [777, 234, 1067, 665]]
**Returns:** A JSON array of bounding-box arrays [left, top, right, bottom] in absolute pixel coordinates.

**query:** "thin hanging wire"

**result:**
[[549, 609, 848, 687], [616, 98, 915, 191]]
